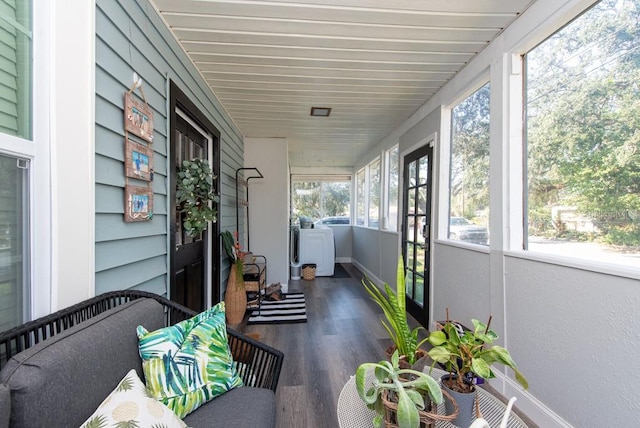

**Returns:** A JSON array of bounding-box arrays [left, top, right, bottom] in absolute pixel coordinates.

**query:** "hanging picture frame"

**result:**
[[124, 138, 153, 181], [124, 184, 153, 222], [124, 92, 154, 143]]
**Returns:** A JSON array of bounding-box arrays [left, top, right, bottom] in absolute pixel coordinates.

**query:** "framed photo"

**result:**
[[125, 138, 153, 181], [124, 185, 153, 222], [124, 92, 154, 143]]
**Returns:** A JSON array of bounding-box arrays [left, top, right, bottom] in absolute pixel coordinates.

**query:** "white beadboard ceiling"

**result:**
[[151, 0, 535, 168]]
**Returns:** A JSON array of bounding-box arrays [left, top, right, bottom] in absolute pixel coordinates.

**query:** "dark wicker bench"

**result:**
[[0, 290, 283, 392]]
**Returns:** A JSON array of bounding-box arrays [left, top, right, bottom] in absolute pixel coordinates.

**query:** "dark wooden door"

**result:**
[[169, 82, 222, 312], [172, 114, 207, 311], [401, 145, 433, 327]]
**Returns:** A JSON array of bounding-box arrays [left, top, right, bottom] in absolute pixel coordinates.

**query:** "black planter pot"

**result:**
[[441, 374, 476, 427]]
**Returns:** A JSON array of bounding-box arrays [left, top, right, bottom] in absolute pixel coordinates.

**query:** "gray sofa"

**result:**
[[0, 291, 284, 428]]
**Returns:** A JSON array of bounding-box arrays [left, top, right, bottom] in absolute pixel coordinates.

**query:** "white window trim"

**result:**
[[31, 1, 96, 316]]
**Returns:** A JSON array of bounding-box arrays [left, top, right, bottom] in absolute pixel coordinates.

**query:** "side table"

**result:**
[[337, 367, 529, 428]]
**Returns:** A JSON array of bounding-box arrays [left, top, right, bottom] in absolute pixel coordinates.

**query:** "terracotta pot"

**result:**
[[224, 263, 246, 325]]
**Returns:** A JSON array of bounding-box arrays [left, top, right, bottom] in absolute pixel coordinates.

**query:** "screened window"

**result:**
[[291, 176, 351, 225], [526, 0, 640, 267], [356, 169, 365, 226], [385, 146, 399, 231], [368, 158, 381, 229], [448, 83, 490, 245]]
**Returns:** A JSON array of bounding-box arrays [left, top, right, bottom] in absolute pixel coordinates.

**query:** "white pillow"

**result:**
[[79, 369, 187, 428]]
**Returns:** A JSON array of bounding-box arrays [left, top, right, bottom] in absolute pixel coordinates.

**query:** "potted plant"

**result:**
[[361, 256, 428, 367], [176, 158, 219, 237], [355, 349, 450, 428], [221, 230, 246, 324], [427, 316, 528, 427]]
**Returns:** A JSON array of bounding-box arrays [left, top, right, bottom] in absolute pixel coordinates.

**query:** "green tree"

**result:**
[[527, 0, 640, 245], [450, 83, 491, 221]]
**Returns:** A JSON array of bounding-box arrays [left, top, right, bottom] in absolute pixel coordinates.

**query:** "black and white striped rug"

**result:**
[[247, 293, 307, 324]]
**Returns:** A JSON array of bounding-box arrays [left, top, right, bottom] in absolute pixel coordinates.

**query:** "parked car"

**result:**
[[311, 216, 350, 228], [449, 217, 489, 245], [319, 216, 350, 225]]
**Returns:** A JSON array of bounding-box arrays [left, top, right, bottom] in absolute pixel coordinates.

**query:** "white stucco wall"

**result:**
[[504, 256, 640, 427], [244, 138, 290, 286]]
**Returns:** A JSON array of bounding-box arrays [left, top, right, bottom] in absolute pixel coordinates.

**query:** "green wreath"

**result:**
[[176, 159, 220, 237]]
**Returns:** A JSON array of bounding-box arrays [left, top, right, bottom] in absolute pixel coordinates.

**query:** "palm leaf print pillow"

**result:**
[[137, 302, 243, 418]]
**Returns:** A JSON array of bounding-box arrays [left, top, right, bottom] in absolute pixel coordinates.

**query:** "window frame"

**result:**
[[383, 145, 399, 231]]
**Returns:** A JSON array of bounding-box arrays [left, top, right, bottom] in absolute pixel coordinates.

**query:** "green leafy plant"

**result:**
[[176, 159, 220, 237], [221, 230, 244, 288], [356, 349, 443, 428], [427, 317, 529, 393], [362, 256, 428, 365]]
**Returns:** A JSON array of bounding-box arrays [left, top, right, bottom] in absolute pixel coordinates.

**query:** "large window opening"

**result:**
[[385, 146, 399, 231], [448, 83, 490, 245], [291, 176, 351, 226], [526, 0, 640, 267]]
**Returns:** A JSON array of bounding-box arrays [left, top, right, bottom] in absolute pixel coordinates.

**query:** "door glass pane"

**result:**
[[406, 242, 415, 271], [417, 186, 427, 216], [408, 160, 417, 186], [416, 215, 426, 245], [0, 0, 32, 140], [0, 154, 29, 331], [414, 275, 424, 308], [407, 188, 416, 215], [418, 156, 429, 185], [405, 270, 414, 300]]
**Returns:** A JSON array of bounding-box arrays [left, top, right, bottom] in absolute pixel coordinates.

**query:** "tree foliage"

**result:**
[[526, 0, 640, 245], [450, 83, 491, 221], [291, 180, 350, 222]]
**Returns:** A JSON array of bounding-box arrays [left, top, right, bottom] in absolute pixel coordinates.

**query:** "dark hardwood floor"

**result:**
[[238, 263, 389, 427], [236, 263, 537, 428]]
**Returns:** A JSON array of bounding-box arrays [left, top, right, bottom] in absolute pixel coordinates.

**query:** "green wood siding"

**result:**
[[95, 0, 244, 297]]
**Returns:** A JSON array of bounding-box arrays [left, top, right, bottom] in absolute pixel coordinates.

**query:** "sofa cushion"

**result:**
[[0, 298, 164, 428], [0, 384, 10, 428], [137, 302, 243, 419], [80, 369, 187, 428], [182, 387, 276, 428]]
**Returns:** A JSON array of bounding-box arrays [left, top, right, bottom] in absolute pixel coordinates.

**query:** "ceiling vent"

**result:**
[[310, 107, 332, 117]]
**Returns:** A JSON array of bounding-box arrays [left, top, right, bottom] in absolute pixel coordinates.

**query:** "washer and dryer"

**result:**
[[293, 226, 335, 277]]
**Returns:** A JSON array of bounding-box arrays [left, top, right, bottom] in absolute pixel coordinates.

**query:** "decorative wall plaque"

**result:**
[[125, 138, 153, 181], [124, 184, 153, 222], [124, 92, 154, 143]]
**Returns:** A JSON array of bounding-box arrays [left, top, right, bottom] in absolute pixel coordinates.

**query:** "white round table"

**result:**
[[337, 367, 529, 428]]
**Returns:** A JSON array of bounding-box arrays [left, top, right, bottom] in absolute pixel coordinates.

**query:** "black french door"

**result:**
[[401, 145, 433, 327]]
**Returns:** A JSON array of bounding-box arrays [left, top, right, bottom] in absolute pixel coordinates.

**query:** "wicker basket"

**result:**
[[381, 387, 458, 428], [302, 264, 316, 280]]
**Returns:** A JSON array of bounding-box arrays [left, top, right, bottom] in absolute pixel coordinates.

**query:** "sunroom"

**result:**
[[0, 0, 639, 427]]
